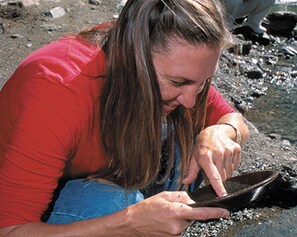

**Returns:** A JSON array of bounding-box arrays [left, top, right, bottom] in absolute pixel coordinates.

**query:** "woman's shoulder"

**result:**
[[17, 36, 106, 84], [0, 36, 106, 126], [1, 36, 106, 106]]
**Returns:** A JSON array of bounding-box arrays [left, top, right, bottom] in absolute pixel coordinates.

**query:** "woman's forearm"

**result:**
[[1, 209, 134, 237]]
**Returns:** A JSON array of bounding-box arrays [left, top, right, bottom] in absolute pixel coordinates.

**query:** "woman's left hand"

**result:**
[[183, 123, 242, 197]]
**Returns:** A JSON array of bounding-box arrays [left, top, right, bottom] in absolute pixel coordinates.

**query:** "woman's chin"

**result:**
[[163, 105, 177, 115]]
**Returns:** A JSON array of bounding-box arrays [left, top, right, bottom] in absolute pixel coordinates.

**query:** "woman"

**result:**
[[0, 0, 249, 236]]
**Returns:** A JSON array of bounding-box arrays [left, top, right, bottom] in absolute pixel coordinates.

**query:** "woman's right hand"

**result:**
[[125, 191, 229, 236]]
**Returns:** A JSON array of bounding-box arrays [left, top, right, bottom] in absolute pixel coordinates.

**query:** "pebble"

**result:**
[[117, 0, 127, 9], [47, 6, 65, 18], [282, 139, 292, 147], [40, 23, 59, 31], [11, 33, 23, 38], [246, 68, 264, 79], [88, 0, 101, 5], [280, 46, 297, 56], [0, 23, 4, 34], [291, 70, 297, 78], [251, 88, 266, 97]]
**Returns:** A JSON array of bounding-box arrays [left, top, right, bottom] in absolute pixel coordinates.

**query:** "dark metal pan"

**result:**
[[188, 170, 279, 211]]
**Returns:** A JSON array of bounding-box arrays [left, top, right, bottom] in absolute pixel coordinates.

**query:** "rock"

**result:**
[[245, 96, 254, 103], [11, 33, 23, 38], [232, 26, 272, 46], [40, 23, 59, 31], [19, 0, 39, 7], [268, 133, 282, 140], [232, 98, 249, 114], [291, 70, 297, 78], [241, 43, 253, 55], [246, 68, 264, 79], [88, 0, 101, 5], [0, 23, 4, 34], [279, 45, 297, 56], [282, 139, 292, 147], [250, 88, 266, 97], [0, 4, 26, 18], [264, 11, 297, 38], [230, 42, 253, 55], [0, 0, 39, 7], [117, 0, 127, 9], [44, 6, 65, 19]]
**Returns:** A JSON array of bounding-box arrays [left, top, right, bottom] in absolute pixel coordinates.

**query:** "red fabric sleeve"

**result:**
[[205, 85, 236, 126], [0, 38, 105, 227], [0, 76, 86, 226]]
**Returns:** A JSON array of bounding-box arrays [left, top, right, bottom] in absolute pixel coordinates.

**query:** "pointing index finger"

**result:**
[[203, 164, 227, 197]]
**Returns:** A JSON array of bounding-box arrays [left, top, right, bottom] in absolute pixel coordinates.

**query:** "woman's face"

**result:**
[[153, 38, 221, 115]]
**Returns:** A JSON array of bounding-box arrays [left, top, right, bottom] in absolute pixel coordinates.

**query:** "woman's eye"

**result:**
[[172, 81, 184, 87]]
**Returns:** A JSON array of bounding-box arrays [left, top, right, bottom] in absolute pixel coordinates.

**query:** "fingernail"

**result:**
[[222, 210, 230, 218]]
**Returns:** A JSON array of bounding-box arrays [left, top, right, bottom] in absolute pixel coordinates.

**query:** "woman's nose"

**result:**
[[176, 86, 198, 109]]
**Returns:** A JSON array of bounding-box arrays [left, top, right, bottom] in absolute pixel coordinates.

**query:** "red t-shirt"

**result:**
[[0, 36, 234, 227]]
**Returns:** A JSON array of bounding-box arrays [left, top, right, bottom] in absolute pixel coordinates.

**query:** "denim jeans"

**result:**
[[44, 145, 202, 224], [44, 179, 144, 224]]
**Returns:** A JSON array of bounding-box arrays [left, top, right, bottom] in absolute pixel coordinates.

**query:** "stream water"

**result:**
[[234, 2, 297, 236], [245, 1, 297, 148]]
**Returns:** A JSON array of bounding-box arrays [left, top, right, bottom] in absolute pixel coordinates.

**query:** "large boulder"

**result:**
[[263, 11, 297, 38]]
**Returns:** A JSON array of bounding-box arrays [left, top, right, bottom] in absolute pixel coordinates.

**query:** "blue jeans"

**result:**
[[44, 145, 202, 224], [44, 180, 144, 224]]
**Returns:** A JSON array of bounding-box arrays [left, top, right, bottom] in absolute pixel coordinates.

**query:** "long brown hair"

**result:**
[[82, 0, 233, 189]]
